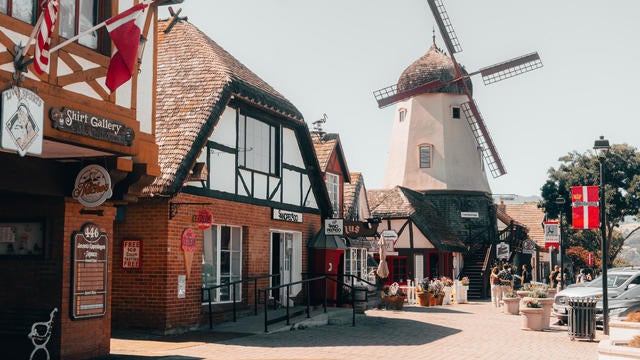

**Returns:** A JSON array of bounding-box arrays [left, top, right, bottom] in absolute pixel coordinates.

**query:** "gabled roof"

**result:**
[[343, 172, 370, 220], [368, 186, 466, 252], [502, 202, 546, 248], [145, 20, 331, 216], [310, 132, 350, 183]]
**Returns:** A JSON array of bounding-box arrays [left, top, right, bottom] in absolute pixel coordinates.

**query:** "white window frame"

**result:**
[[202, 224, 243, 303], [398, 108, 407, 122], [344, 248, 368, 280], [419, 144, 432, 169], [326, 172, 340, 217], [238, 113, 280, 176]]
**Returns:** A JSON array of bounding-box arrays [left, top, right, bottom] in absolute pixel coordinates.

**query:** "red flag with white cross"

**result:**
[[571, 186, 600, 229]]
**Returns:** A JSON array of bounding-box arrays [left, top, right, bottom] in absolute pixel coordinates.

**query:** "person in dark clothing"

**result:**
[[549, 265, 560, 288], [521, 265, 531, 285]]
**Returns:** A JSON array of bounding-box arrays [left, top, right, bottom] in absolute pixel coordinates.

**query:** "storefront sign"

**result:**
[[50, 107, 135, 146], [72, 223, 108, 319], [544, 220, 559, 249], [181, 228, 196, 278], [122, 240, 142, 269], [194, 209, 214, 230], [496, 241, 510, 260], [73, 164, 113, 207], [1, 87, 43, 156], [460, 212, 479, 218], [522, 238, 536, 255], [381, 230, 398, 242], [324, 218, 344, 236], [272, 208, 303, 223], [344, 220, 378, 238]]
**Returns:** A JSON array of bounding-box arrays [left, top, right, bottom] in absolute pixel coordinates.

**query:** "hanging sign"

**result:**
[[122, 240, 142, 269], [1, 87, 43, 157], [49, 107, 135, 146], [496, 242, 510, 260], [324, 218, 344, 236], [522, 238, 536, 255], [181, 228, 196, 278], [194, 209, 213, 230], [73, 164, 113, 207], [544, 220, 559, 249], [571, 186, 600, 229], [71, 223, 108, 319]]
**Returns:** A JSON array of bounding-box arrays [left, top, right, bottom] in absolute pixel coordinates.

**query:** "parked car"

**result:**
[[595, 284, 640, 324], [552, 267, 640, 324]]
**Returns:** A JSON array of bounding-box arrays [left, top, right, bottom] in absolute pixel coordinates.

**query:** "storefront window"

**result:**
[[345, 248, 367, 280], [202, 225, 242, 303]]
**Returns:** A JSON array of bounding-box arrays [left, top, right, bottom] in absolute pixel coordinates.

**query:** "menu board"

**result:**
[[0, 221, 44, 256], [72, 223, 108, 319]]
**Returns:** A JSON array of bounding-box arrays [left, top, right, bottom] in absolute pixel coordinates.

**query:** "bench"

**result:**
[[0, 307, 58, 360]]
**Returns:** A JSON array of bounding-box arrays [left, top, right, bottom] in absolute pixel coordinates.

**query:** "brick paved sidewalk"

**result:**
[[110, 300, 600, 360]]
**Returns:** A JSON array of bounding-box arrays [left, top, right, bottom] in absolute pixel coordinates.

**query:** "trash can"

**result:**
[[354, 286, 367, 314], [567, 297, 597, 341]]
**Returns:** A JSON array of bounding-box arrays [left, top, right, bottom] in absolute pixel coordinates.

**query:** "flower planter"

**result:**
[[521, 307, 545, 331], [443, 287, 452, 305], [536, 298, 555, 329], [598, 339, 640, 359], [455, 285, 468, 304], [610, 319, 640, 343], [516, 290, 531, 298], [382, 296, 406, 310], [428, 294, 441, 306], [417, 292, 431, 307], [503, 297, 520, 315]]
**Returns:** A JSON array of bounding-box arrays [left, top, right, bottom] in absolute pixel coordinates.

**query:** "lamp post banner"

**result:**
[[571, 186, 600, 229]]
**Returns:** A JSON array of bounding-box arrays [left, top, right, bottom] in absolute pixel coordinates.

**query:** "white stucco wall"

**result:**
[[381, 93, 490, 192]]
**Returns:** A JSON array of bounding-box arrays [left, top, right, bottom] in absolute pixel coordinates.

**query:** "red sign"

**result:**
[[180, 228, 196, 252], [571, 186, 600, 229], [194, 209, 213, 230], [587, 252, 595, 266], [544, 220, 559, 249], [122, 240, 142, 269]]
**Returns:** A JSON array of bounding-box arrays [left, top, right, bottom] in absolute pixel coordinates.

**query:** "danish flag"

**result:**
[[33, 0, 60, 75], [571, 186, 600, 229]]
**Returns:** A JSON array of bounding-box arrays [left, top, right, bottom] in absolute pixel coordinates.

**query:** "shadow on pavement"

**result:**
[[105, 355, 202, 360], [403, 306, 471, 314]]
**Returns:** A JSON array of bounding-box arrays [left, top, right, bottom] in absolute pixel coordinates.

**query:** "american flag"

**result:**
[[33, 0, 59, 75]]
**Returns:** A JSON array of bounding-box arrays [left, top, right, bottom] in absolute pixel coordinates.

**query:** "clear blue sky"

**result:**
[[160, 1, 640, 197]]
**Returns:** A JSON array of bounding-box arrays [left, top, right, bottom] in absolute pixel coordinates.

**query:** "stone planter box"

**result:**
[[598, 339, 640, 359], [610, 319, 640, 343], [521, 307, 545, 331], [503, 297, 520, 315]]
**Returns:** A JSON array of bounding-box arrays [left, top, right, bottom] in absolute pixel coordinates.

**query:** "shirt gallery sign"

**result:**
[[50, 107, 135, 146], [272, 208, 303, 223]]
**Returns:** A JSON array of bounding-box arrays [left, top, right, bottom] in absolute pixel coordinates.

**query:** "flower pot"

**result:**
[[443, 287, 452, 305], [521, 307, 545, 331], [417, 292, 431, 306], [503, 297, 520, 315], [455, 285, 468, 304], [516, 290, 531, 298], [436, 294, 444, 305], [429, 294, 439, 306], [610, 319, 640, 343], [536, 297, 555, 329], [382, 296, 406, 310]]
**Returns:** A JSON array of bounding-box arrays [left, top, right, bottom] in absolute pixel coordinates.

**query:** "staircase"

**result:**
[[464, 242, 491, 299]]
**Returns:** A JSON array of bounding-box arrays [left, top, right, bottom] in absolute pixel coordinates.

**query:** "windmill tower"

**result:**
[[374, 0, 542, 193]]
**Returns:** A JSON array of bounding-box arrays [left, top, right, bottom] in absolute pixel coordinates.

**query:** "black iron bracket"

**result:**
[[169, 202, 213, 220]]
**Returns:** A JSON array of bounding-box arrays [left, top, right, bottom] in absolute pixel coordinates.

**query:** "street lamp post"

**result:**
[[594, 135, 610, 335], [555, 196, 566, 289]]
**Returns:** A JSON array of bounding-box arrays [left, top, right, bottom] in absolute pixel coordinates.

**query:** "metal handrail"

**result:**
[[201, 273, 280, 329], [258, 275, 366, 332]]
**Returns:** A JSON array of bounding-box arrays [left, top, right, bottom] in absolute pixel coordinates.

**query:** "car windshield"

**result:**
[[586, 274, 632, 288], [616, 284, 640, 299]]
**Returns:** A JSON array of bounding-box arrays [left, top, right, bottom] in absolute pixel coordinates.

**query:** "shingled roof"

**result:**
[[502, 202, 546, 248], [368, 186, 466, 252], [145, 20, 305, 196], [343, 172, 371, 220], [310, 132, 350, 182]]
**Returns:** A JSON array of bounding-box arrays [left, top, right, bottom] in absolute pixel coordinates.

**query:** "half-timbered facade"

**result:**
[[111, 19, 331, 333], [0, 1, 167, 359]]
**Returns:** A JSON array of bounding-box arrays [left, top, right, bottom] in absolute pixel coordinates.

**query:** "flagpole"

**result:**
[[48, 0, 155, 54], [19, 12, 45, 60]]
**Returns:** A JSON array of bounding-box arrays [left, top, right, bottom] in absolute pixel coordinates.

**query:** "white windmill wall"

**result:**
[[381, 93, 491, 193]]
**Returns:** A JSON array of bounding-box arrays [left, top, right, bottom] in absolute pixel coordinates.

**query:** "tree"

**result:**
[[539, 143, 640, 266]]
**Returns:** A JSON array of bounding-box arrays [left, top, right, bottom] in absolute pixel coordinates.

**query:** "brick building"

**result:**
[[111, 19, 331, 334], [0, 1, 170, 359]]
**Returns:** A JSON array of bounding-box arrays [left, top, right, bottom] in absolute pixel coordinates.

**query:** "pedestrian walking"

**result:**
[[497, 264, 513, 299], [550, 265, 560, 288], [521, 265, 531, 286], [490, 267, 501, 307]]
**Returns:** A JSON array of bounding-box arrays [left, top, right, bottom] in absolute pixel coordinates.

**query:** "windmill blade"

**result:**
[[459, 101, 506, 178], [373, 79, 445, 108], [427, 0, 462, 55], [472, 52, 543, 86]]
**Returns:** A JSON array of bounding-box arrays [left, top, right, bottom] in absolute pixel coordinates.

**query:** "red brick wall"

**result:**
[[113, 192, 321, 332]]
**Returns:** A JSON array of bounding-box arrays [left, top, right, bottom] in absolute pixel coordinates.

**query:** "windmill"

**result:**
[[373, 0, 542, 178]]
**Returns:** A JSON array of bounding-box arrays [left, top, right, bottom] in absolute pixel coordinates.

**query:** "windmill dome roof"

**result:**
[[397, 44, 472, 95]]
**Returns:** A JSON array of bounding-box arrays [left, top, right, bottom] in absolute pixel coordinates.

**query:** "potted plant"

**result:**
[[428, 279, 444, 306], [441, 277, 454, 305], [381, 283, 406, 310], [415, 278, 432, 306], [530, 288, 554, 329], [502, 291, 520, 315], [521, 299, 545, 331], [455, 277, 469, 303]]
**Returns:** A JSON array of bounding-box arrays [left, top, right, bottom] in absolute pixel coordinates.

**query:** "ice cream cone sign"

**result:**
[[181, 228, 197, 278]]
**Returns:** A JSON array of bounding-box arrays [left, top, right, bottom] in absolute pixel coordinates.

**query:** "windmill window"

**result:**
[[398, 108, 407, 122], [419, 144, 432, 168], [452, 106, 461, 119], [1, 0, 36, 23]]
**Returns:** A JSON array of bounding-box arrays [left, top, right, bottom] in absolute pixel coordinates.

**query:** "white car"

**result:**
[[552, 268, 640, 324]]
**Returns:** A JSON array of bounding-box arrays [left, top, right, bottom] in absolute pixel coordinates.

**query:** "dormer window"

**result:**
[[419, 144, 432, 168], [398, 108, 407, 122]]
